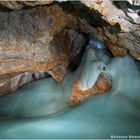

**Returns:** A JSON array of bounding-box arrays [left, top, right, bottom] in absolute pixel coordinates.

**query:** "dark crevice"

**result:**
[[0, 4, 13, 12], [55, 1, 121, 34], [0, 1, 122, 34], [68, 31, 89, 71], [113, 1, 140, 25], [113, 0, 140, 10]]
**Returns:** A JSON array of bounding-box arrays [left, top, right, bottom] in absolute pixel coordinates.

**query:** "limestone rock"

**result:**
[[57, 0, 140, 59], [1, 0, 139, 32], [81, 0, 140, 32], [69, 73, 112, 106], [0, 71, 48, 96], [96, 28, 140, 59], [0, 4, 88, 82], [0, 1, 52, 10]]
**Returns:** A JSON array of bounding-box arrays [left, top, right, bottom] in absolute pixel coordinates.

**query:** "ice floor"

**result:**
[[0, 47, 140, 138]]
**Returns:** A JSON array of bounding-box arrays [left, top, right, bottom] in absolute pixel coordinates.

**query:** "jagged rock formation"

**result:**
[[81, 0, 140, 32], [0, 0, 139, 31], [97, 28, 140, 60], [58, 0, 140, 59]]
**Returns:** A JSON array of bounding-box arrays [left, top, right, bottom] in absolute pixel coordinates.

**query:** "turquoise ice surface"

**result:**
[[0, 47, 140, 138]]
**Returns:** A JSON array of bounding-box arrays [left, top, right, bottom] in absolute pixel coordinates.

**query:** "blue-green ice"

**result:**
[[0, 45, 140, 138]]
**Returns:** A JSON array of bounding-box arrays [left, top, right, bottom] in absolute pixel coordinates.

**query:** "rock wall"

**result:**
[[0, 4, 90, 82]]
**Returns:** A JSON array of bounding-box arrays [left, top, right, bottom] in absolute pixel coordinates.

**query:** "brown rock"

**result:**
[[0, 71, 48, 96], [0, 1, 52, 10], [69, 73, 112, 106], [97, 28, 140, 58], [81, 0, 140, 32], [0, 4, 88, 82]]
